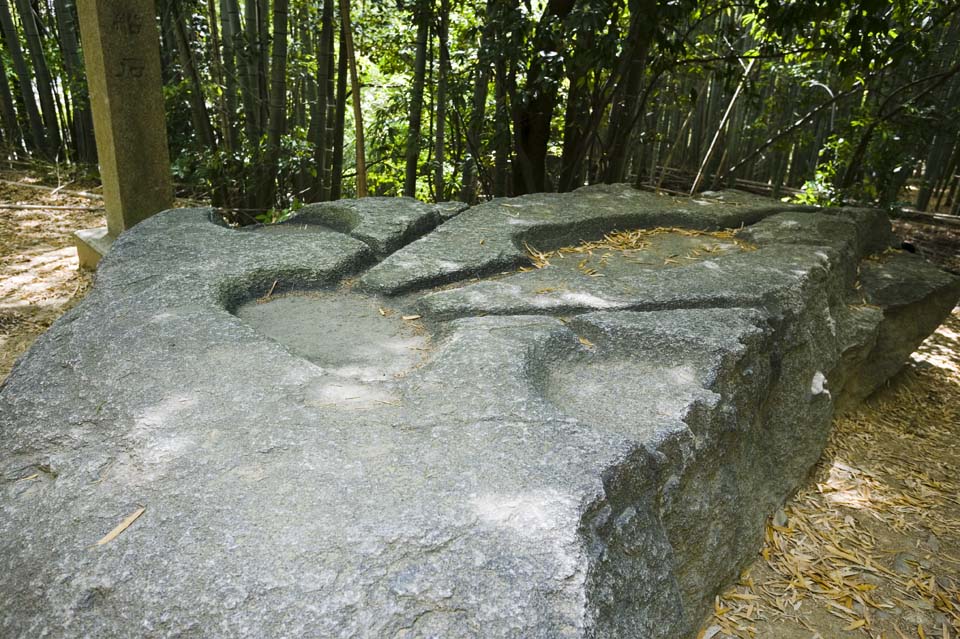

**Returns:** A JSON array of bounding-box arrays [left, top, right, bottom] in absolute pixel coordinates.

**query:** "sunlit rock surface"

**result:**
[[2, 185, 957, 638]]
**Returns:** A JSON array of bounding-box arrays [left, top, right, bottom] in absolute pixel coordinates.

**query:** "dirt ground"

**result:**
[[0, 170, 103, 379], [1, 169, 958, 638]]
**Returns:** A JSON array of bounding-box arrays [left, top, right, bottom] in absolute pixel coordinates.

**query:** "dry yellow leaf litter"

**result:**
[[704, 310, 960, 639], [524, 226, 755, 272]]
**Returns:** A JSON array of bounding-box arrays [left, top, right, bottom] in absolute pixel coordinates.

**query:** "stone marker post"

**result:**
[[74, 0, 172, 268]]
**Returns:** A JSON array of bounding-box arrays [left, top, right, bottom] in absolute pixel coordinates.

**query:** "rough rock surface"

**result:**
[[359, 184, 810, 294], [1, 186, 958, 638], [275, 196, 446, 258]]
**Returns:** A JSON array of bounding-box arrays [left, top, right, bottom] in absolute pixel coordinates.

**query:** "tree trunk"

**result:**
[[257, 0, 271, 129], [256, 0, 288, 209], [331, 22, 348, 199], [309, 0, 334, 201], [460, 0, 497, 202], [15, 0, 60, 157], [322, 13, 337, 200], [207, 0, 236, 155], [917, 77, 959, 210], [403, 0, 430, 198], [493, 55, 512, 197], [512, 0, 575, 194], [241, 0, 263, 144], [158, 1, 177, 84], [171, 3, 217, 149], [433, 0, 449, 201], [558, 74, 591, 191], [0, 52, 20, 150], [54, 0, 95, 163], [461, 59, 490, 202], [220, 0, 241, 151], [602, 0, 658, 183], [0, 0, 46, 155], [690, 59, 755, 194], [340, 0, 366, 197]]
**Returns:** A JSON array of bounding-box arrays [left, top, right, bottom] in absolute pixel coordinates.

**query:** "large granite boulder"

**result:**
[[1, 185, 957, 638]]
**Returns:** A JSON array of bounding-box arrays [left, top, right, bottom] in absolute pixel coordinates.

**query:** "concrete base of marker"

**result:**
[[73, 226, 114, 269]]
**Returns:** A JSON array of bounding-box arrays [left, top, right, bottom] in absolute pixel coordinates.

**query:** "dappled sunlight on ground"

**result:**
[[912, 317, 960, 380], [1, 246, 82, 307], [0, 172, 103, 379]]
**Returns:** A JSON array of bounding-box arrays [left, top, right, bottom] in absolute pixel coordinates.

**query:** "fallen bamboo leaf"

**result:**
[[728, 593, 761, 601], [578, 336, 594, 348], [96, 506, 145, 546], [698, 625, 722, 639]]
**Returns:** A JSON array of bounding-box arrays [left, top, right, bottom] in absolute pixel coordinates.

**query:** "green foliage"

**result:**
[[794, 134, 848, 206], [256, 198, 303, 224], [1, 0, 957, 213]]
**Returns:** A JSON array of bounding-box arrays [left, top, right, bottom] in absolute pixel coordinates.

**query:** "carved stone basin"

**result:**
[[1, 185, 957, 638]]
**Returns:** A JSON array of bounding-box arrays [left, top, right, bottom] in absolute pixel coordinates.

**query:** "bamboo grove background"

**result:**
[[1, 0, 959, 217]]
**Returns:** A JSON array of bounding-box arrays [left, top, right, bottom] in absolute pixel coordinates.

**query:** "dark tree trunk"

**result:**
[[207, 0, 236, 155], [493, 55, 511, 197], [461, 59, 490, 202], [15, 0, 60, 157], [603, 0, 658, 183], [512, 0, 575, 194], [0, 53, 20, 150], [219, 0, 241, 152], [434, 0, 449, 201], [322, 13, 337, 199], [256, 0, 288, 209], [340, 0, 366, 197], [331, 23, 348, 200], [171, 3, 217, 149], [403, 0, 430, 197], [54, 0, 95, 162], [241, 0, 263, 144], [158, 2, 177, 84], [0, 0, 46, 155], [309, 0, 334, 201], [257, 0, 270, 128], [460, 0, 497, 202], [557, 78, 589, 191]]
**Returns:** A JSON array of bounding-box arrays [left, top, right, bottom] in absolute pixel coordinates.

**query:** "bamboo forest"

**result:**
[[1, 0, 959, 217]]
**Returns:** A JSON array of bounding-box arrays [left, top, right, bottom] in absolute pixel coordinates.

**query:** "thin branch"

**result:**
[[677, 47, 830, 65], [691, 58, 756, 194], [723, 82, 863, 180], [0, 203, 104, 211]]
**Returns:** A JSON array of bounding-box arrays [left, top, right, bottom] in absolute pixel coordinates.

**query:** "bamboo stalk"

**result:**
[[690, 59, 755, 195]]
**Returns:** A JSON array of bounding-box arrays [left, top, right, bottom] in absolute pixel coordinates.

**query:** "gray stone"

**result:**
[[837, 252, 960, 410], [359, 184, 810, 295], [278, 196, 444, 258], [433, 200, 470, 220], [737, 207, 895, 256], [1, 187, 957, 638]]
